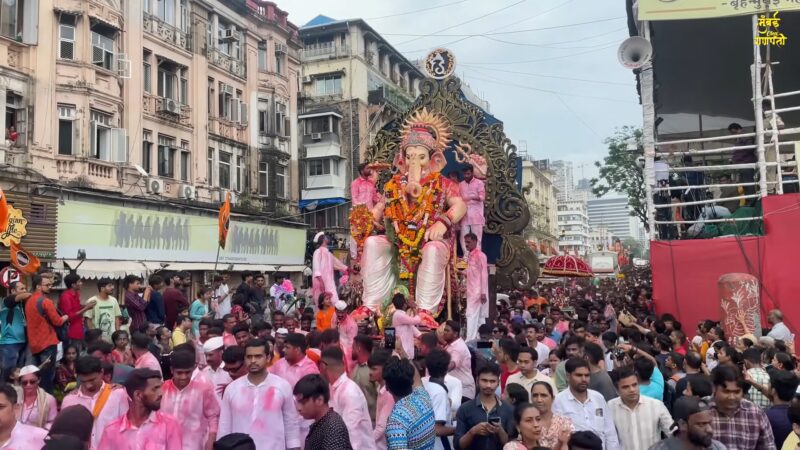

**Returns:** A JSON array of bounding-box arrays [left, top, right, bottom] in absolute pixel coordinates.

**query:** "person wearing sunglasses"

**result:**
[[16, 365, 57, 430]]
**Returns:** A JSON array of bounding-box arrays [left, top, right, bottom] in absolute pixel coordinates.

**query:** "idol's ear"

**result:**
[[393, 152, 406, 173], [430, 150, 446, 173]]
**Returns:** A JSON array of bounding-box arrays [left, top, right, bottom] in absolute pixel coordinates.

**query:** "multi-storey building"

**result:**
[[548, 160, 574, 203], [587, 197, 637, 240], [588, 225, 615, 252], [521, 160, 559, 256], [557, 200, 590, 256], [298, 15, 423, 239], [0, 0, 308, 290]]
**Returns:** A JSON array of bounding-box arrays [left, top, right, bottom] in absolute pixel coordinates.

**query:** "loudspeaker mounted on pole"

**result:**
[[618, 36, 653, 70]]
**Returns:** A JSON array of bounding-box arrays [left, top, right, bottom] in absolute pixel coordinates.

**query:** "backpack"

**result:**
[[35, 295, 68, 342]]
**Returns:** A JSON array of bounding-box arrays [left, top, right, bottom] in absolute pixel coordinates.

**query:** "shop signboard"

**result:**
[[638, 0, 800, 21], [57, 200, 305, 265]]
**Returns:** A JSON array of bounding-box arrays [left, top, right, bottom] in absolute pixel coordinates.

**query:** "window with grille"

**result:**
[[59, 17, 76, 60], [313, 76, 342, 96], [91, 28, 115, 70], [143, 62, 151, 93], [219, 151, 231, 189], [207, 147, 215, 186], [58, 104, 76, 156], [157, 135, 176, 177], [29, 204, 47, 224], [258, 42, 267, 71], [142, 130, 153, 174], [275, 165, 286, 199], [308, 159, 329, 176], [0, 0, 23, 40], [258, 161, 268, 195], [275, 102, 287, 136]]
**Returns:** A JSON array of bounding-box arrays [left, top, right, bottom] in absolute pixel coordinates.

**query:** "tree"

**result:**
[[590, 126, 649, 231]]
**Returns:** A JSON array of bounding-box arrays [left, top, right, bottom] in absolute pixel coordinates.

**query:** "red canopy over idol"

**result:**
[[542, 255, 593, 278]]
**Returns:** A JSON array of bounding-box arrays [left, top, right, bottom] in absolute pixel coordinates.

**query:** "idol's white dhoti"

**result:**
[[361, 235, 450, 313]]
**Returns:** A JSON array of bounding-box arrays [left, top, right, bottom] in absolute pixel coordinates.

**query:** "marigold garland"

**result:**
[[384, 172, 447, 297]]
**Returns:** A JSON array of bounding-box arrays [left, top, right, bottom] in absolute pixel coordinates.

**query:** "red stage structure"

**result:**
[[651, 194, 800, 338]]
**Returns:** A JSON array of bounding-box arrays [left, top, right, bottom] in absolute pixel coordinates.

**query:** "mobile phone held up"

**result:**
[[488, 415, 501, 426], [384, 327, 396, 350]]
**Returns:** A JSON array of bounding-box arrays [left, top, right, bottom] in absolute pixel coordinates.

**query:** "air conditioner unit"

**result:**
[[219, 29, 238, 41], [178, 184, 196, 200], [311, 132, 322, 140], [160, 98, 181, 115], [147, 178, 165, 194], [301, 75, 312, 84], [275, 43, 288, 54]]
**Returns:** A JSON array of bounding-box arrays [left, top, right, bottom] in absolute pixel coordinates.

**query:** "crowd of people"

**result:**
[[0, 266, 797, 450]]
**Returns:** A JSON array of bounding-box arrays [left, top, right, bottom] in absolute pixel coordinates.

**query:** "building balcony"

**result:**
[[258, 134, 290, 155], [207, 48, 246, 79], [142, 94, 192, 128], [368, 85, 413, 112], [301, 44, 350, 61], [55, 157, 119, 189], [209, 116, 246, 143], [143, 13, 192, 53]]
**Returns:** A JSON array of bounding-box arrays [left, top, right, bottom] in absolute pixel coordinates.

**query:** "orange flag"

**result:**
[[0, 187, 7, 237], [9, 242, 40, 275], [218, 191, 231, 249]]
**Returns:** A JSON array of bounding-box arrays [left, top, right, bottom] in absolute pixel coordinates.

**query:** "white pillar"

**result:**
[[640, 22, 657, 239], [752, 14, 769, 198]]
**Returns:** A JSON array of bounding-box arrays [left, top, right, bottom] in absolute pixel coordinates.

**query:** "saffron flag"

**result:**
[[9, 242, 40, 275], [0, 187, 7, 239], [218, 191, 231, 249]]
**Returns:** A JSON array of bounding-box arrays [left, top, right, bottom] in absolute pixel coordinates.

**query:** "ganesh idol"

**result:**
[[361, 108, 468, 313]]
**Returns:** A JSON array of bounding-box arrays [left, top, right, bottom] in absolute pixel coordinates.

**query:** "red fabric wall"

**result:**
[[651, 193, 800, 334]]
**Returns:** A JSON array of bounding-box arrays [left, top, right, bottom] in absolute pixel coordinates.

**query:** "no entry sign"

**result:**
[[0, 266, 20, 288]]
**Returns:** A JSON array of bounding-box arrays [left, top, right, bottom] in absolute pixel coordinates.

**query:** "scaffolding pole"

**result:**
[[752, 14, 769, 198], [641, 22, 657, 239]]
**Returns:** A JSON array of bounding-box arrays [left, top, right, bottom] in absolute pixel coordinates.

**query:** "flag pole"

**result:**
[[213, 244, 221, 273]]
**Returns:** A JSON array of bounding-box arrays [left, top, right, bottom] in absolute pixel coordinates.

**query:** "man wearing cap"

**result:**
[[201, 336, 226, 384], [312, 233, 348, 303], [649, 397, 726, 450], [334, 301, 358, 356]]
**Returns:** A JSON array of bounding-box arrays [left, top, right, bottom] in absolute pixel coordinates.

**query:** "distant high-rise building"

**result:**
[[557, 200, 590, 256], [549, 160, 574, 203], [587, 197, 637, 240]]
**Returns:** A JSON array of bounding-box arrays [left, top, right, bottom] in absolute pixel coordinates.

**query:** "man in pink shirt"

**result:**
[[464, 233, 489, 341], [334, 301, 358, 353], [0, 384, 47, 448], [162, 350, 220, 450], [458, 164, 485, 255], [61, 356, 129, 449], [131, 332, 163, 378], [99, 368, 183, 450], [320, 346, 377, 450], [390, 294, 422, 360], [443, 320, 476, 400], [350, 163, 382, 259], [218, 339, 301, 450], [270, 333, 319, 387], [312, 233, 348, 303], [368, 349, 395, 450]]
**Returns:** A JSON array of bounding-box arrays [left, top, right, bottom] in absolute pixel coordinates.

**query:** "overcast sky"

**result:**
[[287, 0, 642, 181]]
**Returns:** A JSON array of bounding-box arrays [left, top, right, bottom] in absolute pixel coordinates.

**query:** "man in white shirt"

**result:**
[[608, 368, 672, 450], [214, 273, 231, 319], [767, 309, 793, 342], [525, 324, 551, 369], [552, 358, 620, 450], [506, 347, 556, 395], [218, 339, 300, 450], [422, 348, 456, 450]]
